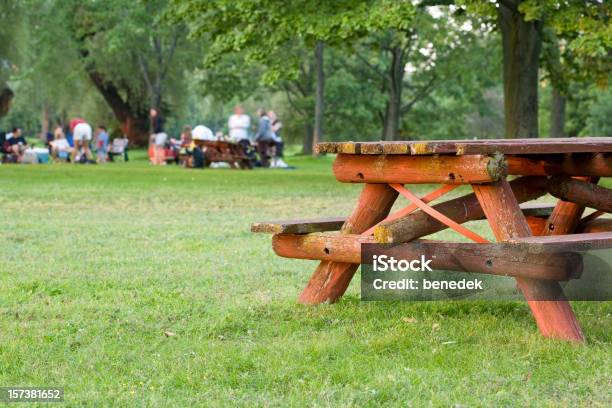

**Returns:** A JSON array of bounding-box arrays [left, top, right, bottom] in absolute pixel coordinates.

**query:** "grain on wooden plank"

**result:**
[[272, 233, 581, 281], [547, 176, 612, 213], [251, 217, 346, 234], [510, 231, 612, 250], [526, 216, 548, 235], [577, 218, 612, 233], [520, 203, 556, 218], [507, 153, 612, 177], [332, 153, 506, 184], [251, 203, 554, 235], [316, 137, 612, 156]]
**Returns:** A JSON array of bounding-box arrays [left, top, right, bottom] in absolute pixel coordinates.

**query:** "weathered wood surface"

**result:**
[[298, 184, 398, 305], [510, 231, 612, 250], [519, 203, 557, 218], [473, 179, 584, 342], [251, 217, 346, 234], [316, 137, 612, 156], [507, 153, 612, 177], [252, 203, 554, 235], [374, 176, 548, 243], [547, 176, 612, 213], [332, 154, 506, 184], [272, 233, 582, 281], [543, 177, 596, 236], [526, 216, 548, 236], [577, 218, 612, 233]]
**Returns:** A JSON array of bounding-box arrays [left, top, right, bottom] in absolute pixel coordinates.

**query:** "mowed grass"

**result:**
[[0, 153, 610, 407]]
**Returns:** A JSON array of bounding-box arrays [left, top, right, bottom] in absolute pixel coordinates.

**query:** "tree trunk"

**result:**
[[0, 87, 14, 118], [382, 46, 405, 141], [382, 99, 400, 141], [302, 122, 314, 155], [40, 103, 50, 142], [550, 87, 566, 137], [313, 41, 325, 155], [119, 115, 150, 145], [87, 71, 150, 145], [498, 1, 543, 139]]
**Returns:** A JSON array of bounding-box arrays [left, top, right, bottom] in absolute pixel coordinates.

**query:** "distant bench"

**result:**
[[193, 140, 252, 169]]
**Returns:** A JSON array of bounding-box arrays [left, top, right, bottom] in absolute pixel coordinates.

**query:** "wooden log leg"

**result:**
[[544, 201, 585, 235], [473, 180, 584, 342], [544, 177, 598, 235], [298, 184, 398, 304], [526, 216, 548, 235]]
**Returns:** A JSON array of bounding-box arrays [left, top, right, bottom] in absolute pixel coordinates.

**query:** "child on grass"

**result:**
[[96, 125, 109, 163]]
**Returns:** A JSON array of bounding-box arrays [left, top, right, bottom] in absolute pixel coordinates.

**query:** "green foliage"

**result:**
[[0, 0, 24, 86], [170, 0, 416, 83], [521, 0, 610, 80], [580, 86, 612, 136], [69, 0, 199, 112], [1, 0, 206, 140], [2, 0, 609, 140]]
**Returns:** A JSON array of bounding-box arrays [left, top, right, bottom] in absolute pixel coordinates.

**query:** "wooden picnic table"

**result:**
[[193, 140, 252, 169], [253, 137, 612, 342]]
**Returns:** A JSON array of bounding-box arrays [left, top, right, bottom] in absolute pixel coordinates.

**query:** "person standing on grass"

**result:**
[[268, 110, 288, 168], [70, 118, 93, 163], [228, 105, 251, 145], [254, 108, 274, 167], [96, 125, 109, 163], [150, 107, 167, 165]]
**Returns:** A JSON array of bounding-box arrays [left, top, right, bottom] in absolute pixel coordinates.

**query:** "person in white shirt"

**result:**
[[192, 125, 215, 141], [228, 105, 250, 143]]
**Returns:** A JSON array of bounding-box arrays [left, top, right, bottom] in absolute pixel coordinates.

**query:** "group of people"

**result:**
[[48, 119, 127, 164], [2, 105, 288, 168], [229, 105, 287, 168], [0, 120, 128, 164], [147, 105, 288, 168]]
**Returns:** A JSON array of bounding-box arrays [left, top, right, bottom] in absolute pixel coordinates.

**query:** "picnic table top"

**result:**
[[315, 137, 612, 156]]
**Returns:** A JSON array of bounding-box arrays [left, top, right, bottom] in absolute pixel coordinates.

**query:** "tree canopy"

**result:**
[[0, 0, 610, 147]]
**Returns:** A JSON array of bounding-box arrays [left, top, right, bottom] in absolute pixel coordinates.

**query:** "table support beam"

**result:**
[[333, 154, 506, 184], [547, 176, 612, 213], [274, 233, 580, 281], [375, 176, 548, 244], [298, 183, 398, 304], [506, 153, 612, 177], [472, 179, 584, 342]]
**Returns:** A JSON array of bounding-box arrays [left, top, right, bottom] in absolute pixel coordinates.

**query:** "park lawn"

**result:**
[[0, 154, 610, 407]]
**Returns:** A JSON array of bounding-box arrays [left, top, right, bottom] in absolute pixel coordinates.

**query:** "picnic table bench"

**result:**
[[193, 140, 252, 169], [253, 137, 612, 342]]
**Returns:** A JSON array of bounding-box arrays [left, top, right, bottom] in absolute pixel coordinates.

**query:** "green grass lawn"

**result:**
[[0, 153, 610, 407]]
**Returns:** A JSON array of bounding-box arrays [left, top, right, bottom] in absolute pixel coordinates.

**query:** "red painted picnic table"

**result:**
[[253, 137, 612, 342]]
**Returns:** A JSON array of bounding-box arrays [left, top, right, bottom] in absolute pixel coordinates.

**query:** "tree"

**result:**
[[275, 46, 317, 153], [57, 0, 199, 144], [169, 0, 416, 152], [0, 0, 23, 119], [349, 7, 487, 140], [457, 0, 610, 138], [538, 2, 611, 138]]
